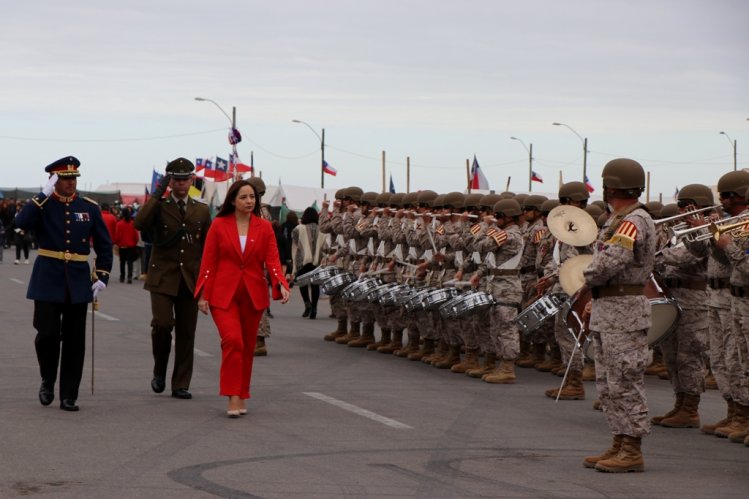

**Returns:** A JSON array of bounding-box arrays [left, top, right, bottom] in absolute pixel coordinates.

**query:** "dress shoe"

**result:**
[[60, 399, 79, 411], [302, 303, 311, 317], [151, 376, 165, 393], [239, 409, 247, 416], [227, 409, 240, 418], [309, 306, 317, 320], [171, 388, 192, 399], [38, 381, 54, 406]]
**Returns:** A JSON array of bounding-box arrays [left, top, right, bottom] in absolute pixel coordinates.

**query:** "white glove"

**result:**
[[42, 174, 59, 197], [92, 280, 106, 298]]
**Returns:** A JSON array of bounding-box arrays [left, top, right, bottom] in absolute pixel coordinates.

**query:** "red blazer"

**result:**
[[195, 214, 288, 311], [114, 219, 140, 248]]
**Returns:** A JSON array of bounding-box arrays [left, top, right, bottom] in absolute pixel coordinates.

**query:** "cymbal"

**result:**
[[559, 254, 593, 295], [547, 205, 598, 247]]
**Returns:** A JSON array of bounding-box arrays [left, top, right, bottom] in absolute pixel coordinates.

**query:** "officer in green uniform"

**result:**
[[134, 158, 212, 399]]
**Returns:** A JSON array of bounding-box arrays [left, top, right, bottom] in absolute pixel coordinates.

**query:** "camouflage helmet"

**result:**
[[596, 212, 609, 227], [601, 158, 646, 190], [644, 201, 664, 216], [375, 192, 392, 206], [334, 188, 347, 200], [389, 192, 405, 207], [479, 193, 502, 209], [540, 199, 560, 214], [443, 192, 465, 210], [659, 203, 679, 219], [523, 194, 548, 211], [493, 199, 522, 217], [346, 186, 363, 202], [558, 181, 590, 202], [717, 171, 749, 198], [514, 193, 529, 205], [247, 176, 266, 197], [431, 194, 446, 209], [590, 200, 607, 210], [360, 191, 379, 205], [416, 189, 439, 206], [677, 184, 714, 207], [585, 204, 604, 219], [463, 193, 484, 210], [498, 191, 515, 200], [402, 192, 419, 207]]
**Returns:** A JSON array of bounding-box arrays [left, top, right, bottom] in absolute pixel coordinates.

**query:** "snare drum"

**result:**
[[422, 288, 460, 310], [366, 283, 398, 303], [391, 286, 418, 307], [566, 273, 681, 360], [404, 288, 432, 312], [321, 272, 356, 295], [378, 284, 409, 306], [439, 293, 467, 319], [311, 266, 343, 285], [513, 293, 568, 335], [448, 291, 496, 318], [295, 266, 324, 287]]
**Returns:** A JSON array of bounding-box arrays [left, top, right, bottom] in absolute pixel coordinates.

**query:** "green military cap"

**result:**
[[165, 157, 195, 179]]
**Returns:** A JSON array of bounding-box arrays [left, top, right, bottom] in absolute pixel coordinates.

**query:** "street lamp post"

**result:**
[[195, 97, 235, 129], [552, 122, 587, 182], [292, 119, 325, 188], [510, 137, 533, 192], [719, 131, 737, 171]]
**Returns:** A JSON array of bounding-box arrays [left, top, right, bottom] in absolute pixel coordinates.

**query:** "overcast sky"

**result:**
[[2, 0, 747, 200]]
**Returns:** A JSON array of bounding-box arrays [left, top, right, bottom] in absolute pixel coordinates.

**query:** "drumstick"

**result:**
[[395, 260, 419, 269]]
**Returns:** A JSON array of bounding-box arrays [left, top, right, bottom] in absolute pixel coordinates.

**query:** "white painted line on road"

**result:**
[[303, 392, 413, 430], [171, 340, 213, 358], [94, 311, 119, 321], [9, 278, 24, 284]]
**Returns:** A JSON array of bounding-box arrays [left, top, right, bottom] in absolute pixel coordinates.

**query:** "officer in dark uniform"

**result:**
[[134, 158, 212, 399], [15, 156, 113, 411]]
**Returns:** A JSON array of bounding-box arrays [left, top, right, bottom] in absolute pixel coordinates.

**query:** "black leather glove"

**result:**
[[153, 174, 172, 197]]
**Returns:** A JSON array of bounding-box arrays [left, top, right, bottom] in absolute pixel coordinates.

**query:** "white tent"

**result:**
[[266, 184, 339, 212]]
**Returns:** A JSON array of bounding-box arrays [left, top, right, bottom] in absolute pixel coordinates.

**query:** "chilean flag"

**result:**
[[214, 157, 231, 182], [230, 152, 253, 174], [195, 158, 205, 175], [584, 175, 595, 193], [531, 170, 543, 183], [323, 160, 337, 176], [203, 158, 215, 180], [470, 155, 489, 190]]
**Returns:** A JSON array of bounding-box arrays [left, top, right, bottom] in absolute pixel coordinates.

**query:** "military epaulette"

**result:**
[[31, 195, 49, 208], [490, 229, 508, 247], [470, 223, 482, 235], [606, 220, 637, 251], [486, 227, 499, 237], [533, 228, 547, 244], [83, 196, 99, 206], [190, 197, 208, 204]]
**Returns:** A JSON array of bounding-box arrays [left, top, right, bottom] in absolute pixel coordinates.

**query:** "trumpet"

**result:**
[[654, 205, 721, 226], [669, 214, 749, 243]]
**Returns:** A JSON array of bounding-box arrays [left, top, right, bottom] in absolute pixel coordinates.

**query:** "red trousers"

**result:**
[[210, 282, 264, 398]]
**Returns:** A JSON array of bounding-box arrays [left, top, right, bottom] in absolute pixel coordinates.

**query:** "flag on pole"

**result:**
[[150, 169, 164, 193], [323, 160, 337, 176], [389, 174, 396, 193], [214, 157, 231, 182], [584, 175, 595, 193], [229, 152, 253, 173], [202, 158, 216, 180], [531, 170, 544, 183], [470, 155, 489, 190], [674, 186, 679, 199], [195, 158, 205, 175]]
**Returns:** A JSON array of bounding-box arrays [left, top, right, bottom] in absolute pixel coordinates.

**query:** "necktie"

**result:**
[[178, 199, 186, 218]]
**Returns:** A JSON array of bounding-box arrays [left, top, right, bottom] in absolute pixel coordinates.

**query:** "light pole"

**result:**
[[719, 131, 737, 171], [510, 137, 533, 192], [552, 122, 588, 182], [292, 119, 325, 188], [194, 97, 235, 128]]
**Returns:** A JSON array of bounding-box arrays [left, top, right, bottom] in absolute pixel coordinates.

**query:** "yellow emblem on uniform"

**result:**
[[470, 223, 482, 235], [355, 220, 368, 232], [607, 220, 637, 250], [436, 225, 445, 235], [491, 229, 508, 247], [533, 228, 547, 244]]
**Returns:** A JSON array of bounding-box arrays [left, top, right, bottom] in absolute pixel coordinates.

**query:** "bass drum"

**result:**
[[566, 274, 682, 361]]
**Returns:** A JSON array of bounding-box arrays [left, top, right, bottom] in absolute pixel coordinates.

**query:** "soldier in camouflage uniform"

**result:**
[[711, 174, 749, 445], [651, 184, 711, 428], [247, 177, 274, 356], [471, 199, 525, 384], [532, 199, 561, 372], [318, 188, 351, 341], [537, 182, 593, 400], [392, 192, 423, 358], [582, 158, 656, 473]]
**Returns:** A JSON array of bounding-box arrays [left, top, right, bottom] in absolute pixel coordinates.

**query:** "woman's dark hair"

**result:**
[[285, 211, 299, 226], [216, 180, 262, 218], [301, 206, 319, 225], [120, 207, 132, 222]]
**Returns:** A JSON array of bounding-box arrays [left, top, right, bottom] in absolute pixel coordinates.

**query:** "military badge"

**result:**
[[606, 220, 637, 250]]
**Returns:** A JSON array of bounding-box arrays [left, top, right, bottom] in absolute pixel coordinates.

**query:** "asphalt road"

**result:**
[[0, 251, 747, 498]]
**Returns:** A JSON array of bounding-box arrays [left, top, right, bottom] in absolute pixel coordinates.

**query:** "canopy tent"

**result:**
[[265, 184, 339, 212], [1, 187, 121, 204]]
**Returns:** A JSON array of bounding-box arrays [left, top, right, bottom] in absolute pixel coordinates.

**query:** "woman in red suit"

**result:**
[[195, 180, 290, 417]]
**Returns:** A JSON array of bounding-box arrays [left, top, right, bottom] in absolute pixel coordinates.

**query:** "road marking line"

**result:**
[[194, 348, 212, 358], [94, 311, 119, 321], [303, 392, 412, 429], [9, 278, 24, 284]]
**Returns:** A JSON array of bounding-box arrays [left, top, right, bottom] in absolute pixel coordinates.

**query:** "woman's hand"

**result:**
[[280, 286, 291, 304], [198, 298, 210, 315]]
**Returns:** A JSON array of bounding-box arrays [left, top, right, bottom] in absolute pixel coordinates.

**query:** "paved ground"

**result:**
[[0, 250, 747, 498]]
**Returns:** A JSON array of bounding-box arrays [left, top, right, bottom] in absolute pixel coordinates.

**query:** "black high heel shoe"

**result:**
[[302, 303, 311, 318], [309, 305, 317, 320]]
